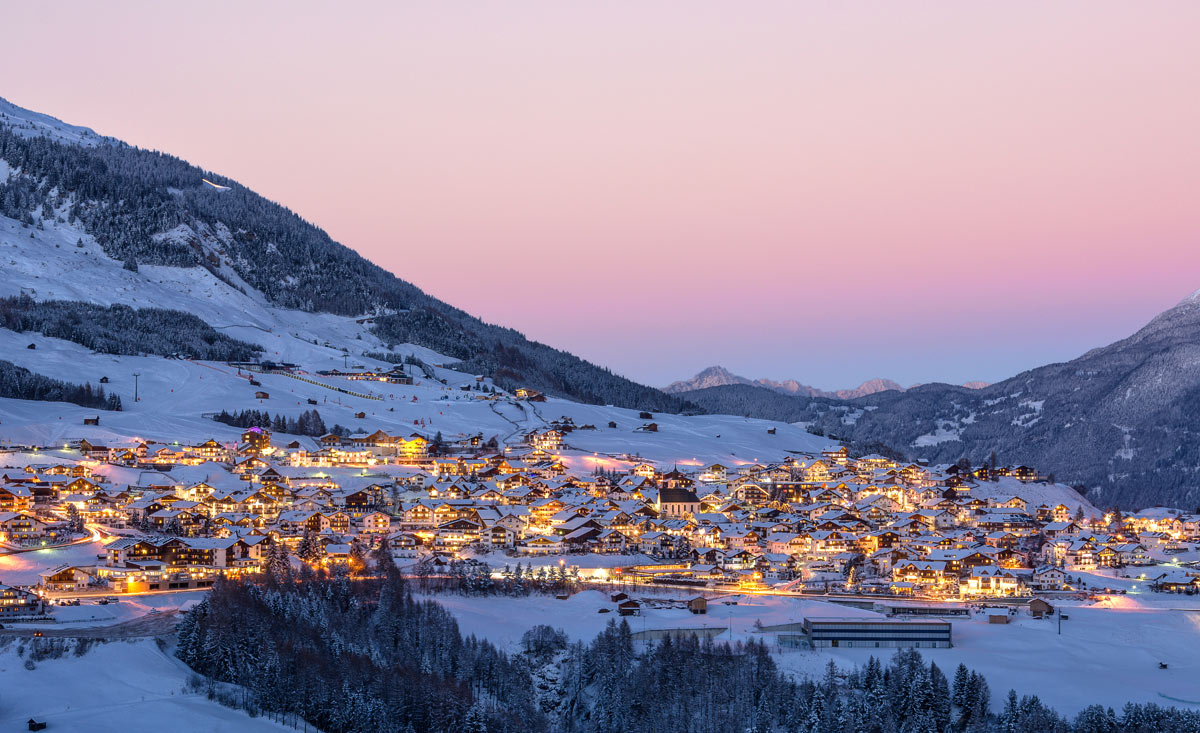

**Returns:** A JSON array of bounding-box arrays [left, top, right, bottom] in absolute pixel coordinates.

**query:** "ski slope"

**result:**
[[0, 639, 288, 732], [0, 206, 838, 463]]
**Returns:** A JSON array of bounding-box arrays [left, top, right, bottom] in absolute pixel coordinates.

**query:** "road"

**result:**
[[489, 399, 534, 446], [0, 610, 180, 638]]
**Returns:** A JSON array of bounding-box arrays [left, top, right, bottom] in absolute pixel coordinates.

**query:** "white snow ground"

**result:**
[[429, 589, 1200, 717], [0, 638, 288, 732]]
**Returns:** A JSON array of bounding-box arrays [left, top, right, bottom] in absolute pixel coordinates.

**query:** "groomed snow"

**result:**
[[0, 639, 288, 731]]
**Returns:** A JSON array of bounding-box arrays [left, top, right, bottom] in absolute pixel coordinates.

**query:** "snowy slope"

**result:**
[[432, 589, 1200, 717], [965, 476, 1099, 516], [0, 208, 837, 460], [0, 94, 841, 461], [0, 97, 104, 146], [0, 639, 288, 732]]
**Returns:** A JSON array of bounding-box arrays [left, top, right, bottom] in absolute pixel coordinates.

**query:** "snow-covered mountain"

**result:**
[[685, 294, 1200, 509], [0, 96, 695, 414], [665, 366, 906, 400], [0, 97, 835, 466]]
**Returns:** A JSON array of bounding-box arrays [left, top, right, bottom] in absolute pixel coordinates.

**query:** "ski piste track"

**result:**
[[273, 371, 383, 401], [1159, 693, 1200, 705]]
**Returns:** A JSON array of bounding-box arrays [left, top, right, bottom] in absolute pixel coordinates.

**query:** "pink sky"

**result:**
[[6, 2, 1200, 388]]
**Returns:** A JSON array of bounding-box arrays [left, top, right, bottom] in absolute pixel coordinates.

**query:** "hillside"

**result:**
[[0, 98, 691, 413], [681, 383, 816, 423], [0, 99, 845, 466], [0, 203, 820, 465], [688, 294, 1200, 509]]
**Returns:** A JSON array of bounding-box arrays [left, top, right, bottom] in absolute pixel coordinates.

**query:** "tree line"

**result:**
[[0, 359, 121, 410], [212, 408, 328, 437], [0, 294, 262, 361]]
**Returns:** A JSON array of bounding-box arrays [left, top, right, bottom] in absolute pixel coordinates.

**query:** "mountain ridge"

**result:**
[[681, 296, 1200, 509], [665, 365, 985, 400], [0, 97, 693, 414]]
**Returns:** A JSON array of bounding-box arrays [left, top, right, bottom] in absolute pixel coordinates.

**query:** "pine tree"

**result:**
[[349, 538, 367, 576], [297, 529, 322, 564], [463, 702, 488, 733], [371, 535, 395, 576], [952, 663, 969, 708]]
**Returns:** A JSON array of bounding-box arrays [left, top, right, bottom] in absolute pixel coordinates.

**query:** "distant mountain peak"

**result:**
[[1178, 288, 1200, 307], [663, 366, 752, 393], [667, 366, 990, 399], [665, 367, 908, 399]]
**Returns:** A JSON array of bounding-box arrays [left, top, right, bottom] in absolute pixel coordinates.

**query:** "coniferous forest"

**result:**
[[0, 295, 262, 361], [212, 408, 327, 436], [174, 571, 1200, 733], [0, 359, 120, 410]]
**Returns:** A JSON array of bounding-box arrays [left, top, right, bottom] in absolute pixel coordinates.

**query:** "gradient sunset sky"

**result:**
[[6, 2, 1199, 389]]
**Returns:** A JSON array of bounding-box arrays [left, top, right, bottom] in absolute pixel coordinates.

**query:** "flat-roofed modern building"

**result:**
[[803, 617, 952, 648]]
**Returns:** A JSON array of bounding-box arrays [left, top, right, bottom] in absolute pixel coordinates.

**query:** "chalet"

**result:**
[[528, 429, 564, 451], [191, 439, 226, 460], [1153, 571, 1200, 593], [1029, 565, 1068, 591], [240, 427, 272, 455], [0, 484, 34, 513], [1011, 465, 1038, 482], [358, 511, 392, 534], [0, 585, 41, 617], [959, 566, 1023, 597], [39, 565, 95, 592], [485, 525, 519, 548], [1041, 521, 1078, 538], [519, 535, 562, 554], [78, 439, 111, 461], [989, 496, 1029, 511], [0, 511, 51, 541], [276, 511, 328, 535], [892, 560, 956, 590]]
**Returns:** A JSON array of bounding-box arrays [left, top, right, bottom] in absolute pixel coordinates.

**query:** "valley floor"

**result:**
[[423, 588, 1200, 718], [10, 538, 1200, 720]]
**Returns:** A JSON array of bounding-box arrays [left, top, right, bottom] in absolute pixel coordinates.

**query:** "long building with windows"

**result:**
[[802, 617, 953, 649]]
